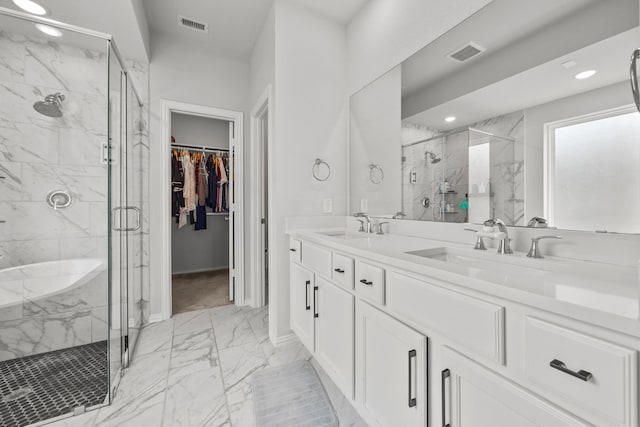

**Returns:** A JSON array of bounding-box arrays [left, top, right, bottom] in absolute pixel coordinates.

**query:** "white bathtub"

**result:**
[[0, 258, 106, 311]]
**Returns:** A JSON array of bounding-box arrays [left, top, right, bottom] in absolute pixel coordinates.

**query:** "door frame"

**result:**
[[249, 85, 273, 308], [160, 99, 244, 320]]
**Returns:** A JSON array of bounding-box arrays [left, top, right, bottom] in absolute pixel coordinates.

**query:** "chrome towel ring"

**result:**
[[312, 158, 331, 181], [369, 164, 384, 184]]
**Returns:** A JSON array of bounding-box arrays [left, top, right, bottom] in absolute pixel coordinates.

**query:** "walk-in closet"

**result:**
[[170, 113, 233, 314]]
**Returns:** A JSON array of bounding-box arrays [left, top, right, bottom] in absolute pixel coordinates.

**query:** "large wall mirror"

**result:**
[[349, 0, 640, 233]]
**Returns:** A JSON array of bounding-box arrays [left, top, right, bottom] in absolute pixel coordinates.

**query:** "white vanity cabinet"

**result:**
[[440, 347, 589, 427], [290, 262, 315, 351], [355, 300, 428, 427], [289, 247, 355, 397]]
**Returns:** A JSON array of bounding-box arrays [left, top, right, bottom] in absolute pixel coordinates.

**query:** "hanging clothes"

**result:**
[[171, 152, 184, 221], [197, 157, 209, 207]]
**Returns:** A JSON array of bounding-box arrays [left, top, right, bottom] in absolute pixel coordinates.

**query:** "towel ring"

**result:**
[[369, 164, 384, 184], [312, 158, 331, 181]]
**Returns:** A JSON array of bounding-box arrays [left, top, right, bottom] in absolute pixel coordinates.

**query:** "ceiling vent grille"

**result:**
[[448, 42, 485, 63], [178, 15, 208, 33]]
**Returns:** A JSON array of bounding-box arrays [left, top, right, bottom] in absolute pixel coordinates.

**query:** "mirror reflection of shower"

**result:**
[[33, 93, 65, 117], [425, 150, 441, 164]]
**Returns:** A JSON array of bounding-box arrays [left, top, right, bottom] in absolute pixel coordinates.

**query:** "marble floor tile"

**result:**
[[164, 368, 229, 427], [134, 317, 173, 356], [47, 306, 368, 427], [170, 328, 219, 376], [173, 309, 213, 336]]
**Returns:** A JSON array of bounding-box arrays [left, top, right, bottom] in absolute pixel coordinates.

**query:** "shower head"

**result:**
[[425, 151, 441, 164], [33, 93, 65, 118]]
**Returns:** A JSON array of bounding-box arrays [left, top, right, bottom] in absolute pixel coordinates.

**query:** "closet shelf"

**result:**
[[206, 212, 229, 216], [171, 143, 229, 153]]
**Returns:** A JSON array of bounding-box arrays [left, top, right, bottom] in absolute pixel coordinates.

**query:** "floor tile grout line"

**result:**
[[159, 321, 176, 427], [209, 309, 234, 426]]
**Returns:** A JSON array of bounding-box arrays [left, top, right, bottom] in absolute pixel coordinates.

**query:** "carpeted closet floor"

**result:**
[[172, 269, 231, 314]]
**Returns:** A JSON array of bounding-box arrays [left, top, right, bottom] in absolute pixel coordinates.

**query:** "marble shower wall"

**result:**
[[0, 28, 150, 361], [401, 110, 525, 225]]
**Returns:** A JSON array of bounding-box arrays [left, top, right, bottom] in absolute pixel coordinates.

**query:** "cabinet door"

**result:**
[[440, 347, 589, 427], [356, 300, 427, 427], [315, 277, 355, 399], [290, 263, 314, 351]]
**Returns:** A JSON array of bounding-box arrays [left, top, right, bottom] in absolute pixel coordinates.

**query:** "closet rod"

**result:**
[[171, 143, 229, 153]]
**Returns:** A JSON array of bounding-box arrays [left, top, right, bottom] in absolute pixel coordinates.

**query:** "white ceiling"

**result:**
[[0, 0, 150, 60], [405, 28, 639, 131], [142, 0, 370, 59]]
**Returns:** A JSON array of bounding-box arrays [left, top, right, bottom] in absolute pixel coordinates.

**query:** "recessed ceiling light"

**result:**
[[444, 116, 457, 123], [13, 0, 47, 15], [574, 70, 596, 80], [35, 24, 62, 37]]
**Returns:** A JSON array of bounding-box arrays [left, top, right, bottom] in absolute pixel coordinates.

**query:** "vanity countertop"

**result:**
[[288, 228, 640, 338]]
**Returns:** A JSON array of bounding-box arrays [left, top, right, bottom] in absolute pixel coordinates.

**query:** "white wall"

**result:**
[[346, 0, 492, 93], [148, 32, 250, 318], [268, 0, 349, 339]]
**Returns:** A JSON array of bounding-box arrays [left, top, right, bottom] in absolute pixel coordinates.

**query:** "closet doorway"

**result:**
[[161, 101, 244, 319]]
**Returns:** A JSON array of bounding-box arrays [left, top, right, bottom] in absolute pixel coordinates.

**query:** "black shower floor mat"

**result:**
[[0, 341, 108, 427]]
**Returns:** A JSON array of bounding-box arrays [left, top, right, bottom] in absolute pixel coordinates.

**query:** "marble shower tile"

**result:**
[[0, 30, 26, 84], [24, 42, 108, 98], [0, 201, 91, 240], [173, 309, 213, 336], [58, 236, 107, 260], [0, 161, 24, 201], [164, 368, 229, 427], [0, 309, 91, 361], [91, 305, 109, 342], [0, 238, 59, 269], [0, 119, 59, 164]]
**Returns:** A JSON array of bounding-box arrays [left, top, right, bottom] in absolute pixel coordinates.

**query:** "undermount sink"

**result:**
[[406, 247, 550, 277], [317, 230, 369, 239]]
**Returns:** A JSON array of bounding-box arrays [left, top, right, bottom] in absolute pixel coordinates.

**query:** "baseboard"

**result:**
[[172, 266, 229, 276], [148, 313, 164, 324], [271, 332, 297, 347]]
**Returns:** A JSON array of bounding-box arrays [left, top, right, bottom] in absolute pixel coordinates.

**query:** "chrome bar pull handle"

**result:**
[[630, 49, 640, 113], [550, 359, 593, 382], [408, 350, 417, 408], [305, 280, 311, 311], [441, 369, 451, 427]]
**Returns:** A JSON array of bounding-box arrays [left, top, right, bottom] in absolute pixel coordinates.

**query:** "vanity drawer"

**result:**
[[524, 317, 637, 427], [289, 239, 302, 263], [386, 271, 505, 365], [301, 242, 332, 278], [354, 260, 385, 305], [332, 253, 354, 290]]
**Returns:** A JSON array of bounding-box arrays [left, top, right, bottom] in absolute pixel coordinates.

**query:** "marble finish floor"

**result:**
[[48, 305, 367, 427], [172, 270, 232, 314]]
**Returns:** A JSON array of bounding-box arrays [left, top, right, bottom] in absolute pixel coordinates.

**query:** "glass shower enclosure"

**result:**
[[0, 7, 147, 426]]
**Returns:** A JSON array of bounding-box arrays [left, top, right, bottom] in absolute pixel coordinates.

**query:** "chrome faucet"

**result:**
[[484, 218, 513, 254], [354, 212, 372, 233], [527, 235, 562, 258], [464, 228, 487, 250]]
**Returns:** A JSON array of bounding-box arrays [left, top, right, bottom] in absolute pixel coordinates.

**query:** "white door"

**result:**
[[290, 263, 314, 351], [228, 122, 235, 301], [440, 346, 589, 427], [356, 300, 428, 427], [315, 277, 355, 398]]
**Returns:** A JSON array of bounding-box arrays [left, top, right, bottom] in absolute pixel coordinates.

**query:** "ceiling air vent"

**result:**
[[448, 42, 485, 63], [178, 15, 208, 33]]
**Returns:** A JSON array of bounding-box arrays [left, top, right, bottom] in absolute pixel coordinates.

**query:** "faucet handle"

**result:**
[[376, 221, 389, 235], [464, 228, 487, 250], [356, 219, 365, 232], [527, 235, 562, 258]]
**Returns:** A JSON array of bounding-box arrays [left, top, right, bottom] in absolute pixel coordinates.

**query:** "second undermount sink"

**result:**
[[317, 230, 369, 239], [406, 247, 550, 277]]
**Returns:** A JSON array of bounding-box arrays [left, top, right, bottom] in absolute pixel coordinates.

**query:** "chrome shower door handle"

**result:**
[[630, 49, 640, 113], [112, 206, 141, 231]]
